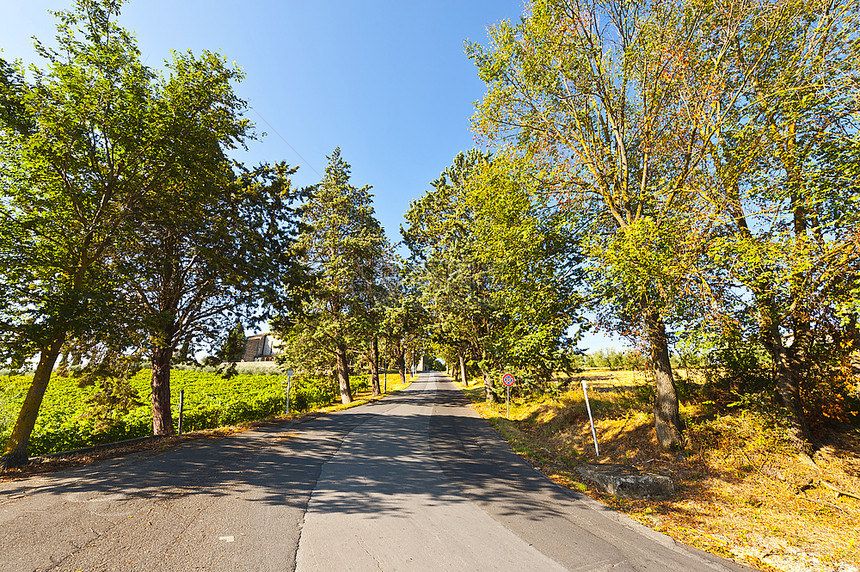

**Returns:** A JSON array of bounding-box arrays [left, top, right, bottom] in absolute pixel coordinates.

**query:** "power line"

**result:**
[[250, 107, 321, 179]]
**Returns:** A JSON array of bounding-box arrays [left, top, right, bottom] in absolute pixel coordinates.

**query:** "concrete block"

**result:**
[[577, 463, 675, 499]]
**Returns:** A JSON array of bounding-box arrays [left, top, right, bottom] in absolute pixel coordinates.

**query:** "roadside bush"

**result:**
[[235, 361, 281, 376], [288, 374, 337, 413], [584, 349, 646, 370], [701, 333, 774, 404], [351, 375, 369, 393], [800, 358, 860, 430]]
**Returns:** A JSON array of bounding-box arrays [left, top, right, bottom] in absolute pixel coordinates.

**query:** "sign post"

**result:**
[[581, 379, 599, 456], [177, 389, 185, 435], [285, 369, 294, 415], [501, 373, 516, 420]]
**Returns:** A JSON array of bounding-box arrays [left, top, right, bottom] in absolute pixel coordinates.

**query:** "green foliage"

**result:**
[[218, 322, 247, 363], [0, 389, 12, 437], [0, 57, 32, 136], [404, 151, 583, 396], [0, 369, 345, 455]]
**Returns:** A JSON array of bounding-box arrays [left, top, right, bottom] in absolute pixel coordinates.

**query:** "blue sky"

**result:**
[[2, 0, 524, 239], [1, 0, 618, 351]]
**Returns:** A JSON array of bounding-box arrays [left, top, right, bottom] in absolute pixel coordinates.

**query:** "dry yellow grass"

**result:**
[[460, 369, 860, 572]]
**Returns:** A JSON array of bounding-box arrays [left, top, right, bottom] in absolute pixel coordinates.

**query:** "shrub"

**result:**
[[290, 375, 337, 412]]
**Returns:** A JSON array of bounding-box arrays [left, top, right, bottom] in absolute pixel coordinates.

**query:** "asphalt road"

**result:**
[[0, 373, 749, 571]]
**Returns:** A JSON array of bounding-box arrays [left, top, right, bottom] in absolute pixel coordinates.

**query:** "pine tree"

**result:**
[[278, 148, 387, 404], [218, 322, 247, 363]]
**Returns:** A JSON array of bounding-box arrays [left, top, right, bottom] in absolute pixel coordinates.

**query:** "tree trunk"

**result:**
[[151, 346, 175, 436], [396, 345, 407, 385], [755, 295, 813, 453], [769, 324, 813, 453], [459, 352, 468, 386], [370, 336, 381, 396], [644, 309, 684, 450], [0, 338, 64, 468], [335, 342, 353, 404], [483, 370, 495, 403]]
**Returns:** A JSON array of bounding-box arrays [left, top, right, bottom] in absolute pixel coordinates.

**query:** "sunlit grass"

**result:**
[[455, 372, 860, 572]]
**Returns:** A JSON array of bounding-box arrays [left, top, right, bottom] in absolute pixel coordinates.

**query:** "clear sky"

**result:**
[[0, 0, 619, 351], [1, 0, 527, 240]]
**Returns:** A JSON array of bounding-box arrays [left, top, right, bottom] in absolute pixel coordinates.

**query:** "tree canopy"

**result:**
[[403, 150, 583, 401], [467, 0, 860, 449], [275, 148, 388, 404]]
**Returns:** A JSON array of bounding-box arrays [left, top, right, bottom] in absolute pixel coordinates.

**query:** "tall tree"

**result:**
[[379, 265, 426, 387], [0, 0, 168, 467], [358, 249, 397, 396], [123, 157, 301, 435], [278, 148, 387, 404], [468, 0, 767, 448], [219, 322, 248, 364], [701, 0, 860, 450]]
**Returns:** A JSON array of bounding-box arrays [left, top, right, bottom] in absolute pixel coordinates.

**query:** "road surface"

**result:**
[[0, 373, 749, 571]]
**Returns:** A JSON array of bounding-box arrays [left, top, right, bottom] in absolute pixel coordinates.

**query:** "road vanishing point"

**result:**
[[0, 372, 749, 571]]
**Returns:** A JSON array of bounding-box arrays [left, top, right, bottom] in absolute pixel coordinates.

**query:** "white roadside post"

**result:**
[[581, 379, 599, 456], [502, 374, 516, 420], [177, 389, 185, 435], [285, 369, 294, 415]]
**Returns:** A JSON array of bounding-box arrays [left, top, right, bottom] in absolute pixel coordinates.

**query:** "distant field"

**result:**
[[566, 368, 650, 390], [0, 369, 400, 456]]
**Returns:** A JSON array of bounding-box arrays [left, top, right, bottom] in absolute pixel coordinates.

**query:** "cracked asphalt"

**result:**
[[0, 373, 750, 571]]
